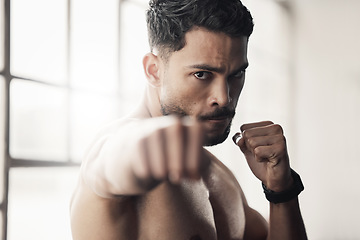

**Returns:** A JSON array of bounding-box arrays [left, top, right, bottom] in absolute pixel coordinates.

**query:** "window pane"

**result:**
[[0, 76, 5, 201], [70, 91, 120, 162], [8, 167, 79, 240], [10, 79, 68, 161], [119, 1, 148, 107], [0, 0, 4, 71], [10, 0, 67, 84], [70, 0, 118, 94]]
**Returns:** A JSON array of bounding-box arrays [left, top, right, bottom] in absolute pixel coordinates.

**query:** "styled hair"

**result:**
[[146, 0, 254, 58]]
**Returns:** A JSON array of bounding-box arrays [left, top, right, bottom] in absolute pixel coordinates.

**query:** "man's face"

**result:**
[[159, 27, 249, 146]]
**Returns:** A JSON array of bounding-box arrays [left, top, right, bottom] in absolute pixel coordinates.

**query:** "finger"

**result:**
[[233, 132, 243, 145], [147, 128, 167, 180], [166, 118, 186, 183], [185, 120, 204, 179], [242, 123, 283, 139], [240, 121, 274, 132], [244, 134, 285, 152], [253, 141, 287, 164], [233, 132, 248, 154], [132, 137, 151, 181]]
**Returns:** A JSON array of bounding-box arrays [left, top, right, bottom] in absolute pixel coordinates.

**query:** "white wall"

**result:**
[[293, 0, 360, 239]]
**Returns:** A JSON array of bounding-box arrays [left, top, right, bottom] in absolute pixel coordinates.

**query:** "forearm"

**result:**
[[81, 116, 207, 198], [267, 197, 307, 240], [81, 136, 137, 198], [234, 122, 307, 239]]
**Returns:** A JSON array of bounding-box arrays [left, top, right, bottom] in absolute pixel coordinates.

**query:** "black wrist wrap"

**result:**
[[262, 169, 304, 204]]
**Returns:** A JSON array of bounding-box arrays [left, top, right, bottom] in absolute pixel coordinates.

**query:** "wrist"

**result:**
[[262, 169, 304, 204]]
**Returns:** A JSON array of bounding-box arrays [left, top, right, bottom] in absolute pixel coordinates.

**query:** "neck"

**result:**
[[129, 85, 162, 120]]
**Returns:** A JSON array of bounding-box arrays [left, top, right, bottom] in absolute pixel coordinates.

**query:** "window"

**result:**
[[1, 0, 149, 239]]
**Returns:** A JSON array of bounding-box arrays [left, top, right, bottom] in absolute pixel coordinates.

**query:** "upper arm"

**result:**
[[243, 204, 268, 240]]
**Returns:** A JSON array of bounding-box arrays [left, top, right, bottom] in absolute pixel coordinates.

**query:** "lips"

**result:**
[[205, 115, 232, 121], [198, 108, 235, 126]]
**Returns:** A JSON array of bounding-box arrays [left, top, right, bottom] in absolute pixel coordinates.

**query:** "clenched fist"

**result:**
[[233, 121, 293, 192], [130, 116, 211, 187]]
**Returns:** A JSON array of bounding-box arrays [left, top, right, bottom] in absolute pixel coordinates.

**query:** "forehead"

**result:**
[[167, 27, 248, 70]]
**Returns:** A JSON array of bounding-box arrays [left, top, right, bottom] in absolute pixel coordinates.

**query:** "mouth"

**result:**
[[205, 115, 231, 122], [199, 112, 235, 121], [200, 115, 233, 127], [198, 108, 235, 126]]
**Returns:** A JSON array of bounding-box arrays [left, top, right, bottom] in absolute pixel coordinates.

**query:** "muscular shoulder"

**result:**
[[204, 151, 244, 194]]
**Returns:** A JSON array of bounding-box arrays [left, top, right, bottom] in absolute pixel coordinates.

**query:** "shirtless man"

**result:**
[[70, 0, 307, 239]]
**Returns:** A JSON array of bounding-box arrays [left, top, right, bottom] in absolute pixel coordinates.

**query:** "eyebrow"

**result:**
[[186, 62, 249, 75]]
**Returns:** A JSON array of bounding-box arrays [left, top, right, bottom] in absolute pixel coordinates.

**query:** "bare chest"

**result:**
[[137, 179, 245, 240]]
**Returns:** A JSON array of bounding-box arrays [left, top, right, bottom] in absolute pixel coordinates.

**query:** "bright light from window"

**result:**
[[118, 1, 148, 113], [70, 0, 119, 94], [10, 0, 67, 84], [69, 90, 120, 162], [8, 167, 78, 240], [10, 79, 68, 161]]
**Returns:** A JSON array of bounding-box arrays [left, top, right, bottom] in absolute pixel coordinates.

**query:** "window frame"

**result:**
[[1, 0, 150, 238], [0, 0, 125, 238]]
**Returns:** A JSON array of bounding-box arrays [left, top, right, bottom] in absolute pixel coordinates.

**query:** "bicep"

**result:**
[[243, 205, 268, 240]]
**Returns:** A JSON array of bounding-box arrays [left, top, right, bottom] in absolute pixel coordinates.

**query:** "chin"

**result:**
[[204, 127, 231, 146]]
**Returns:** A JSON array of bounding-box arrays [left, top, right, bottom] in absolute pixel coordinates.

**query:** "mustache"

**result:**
[[198, 108, 236, 121]]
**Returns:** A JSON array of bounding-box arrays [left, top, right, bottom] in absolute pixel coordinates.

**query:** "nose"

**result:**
[[208, 80, 231, 107]]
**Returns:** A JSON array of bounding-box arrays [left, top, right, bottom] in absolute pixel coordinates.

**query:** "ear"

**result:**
[[143, 53, 161, 87]]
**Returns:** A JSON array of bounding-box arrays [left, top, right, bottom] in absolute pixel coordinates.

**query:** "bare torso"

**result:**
[[70, 158, 247, 240]]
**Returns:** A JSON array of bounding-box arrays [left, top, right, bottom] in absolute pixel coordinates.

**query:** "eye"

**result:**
[[194, 71, 212, 80], [231, 70, 245, 79]]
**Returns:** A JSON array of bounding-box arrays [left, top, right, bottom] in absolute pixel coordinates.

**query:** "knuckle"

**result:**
[[240, 123, 249, 132], [276, 135, 286, 146], [170, 167, 184, 178], [254, 147, 262, 155], [247, 137, 255, 147], [272, 124, 284, 134], [170, 119, 185, 136], [242, 129, 250, 138], [133, 162, 150, 179], [153, 169, 167, 179]]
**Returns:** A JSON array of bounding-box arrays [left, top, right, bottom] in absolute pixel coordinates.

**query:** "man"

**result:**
[[70, 0, 307, 239]]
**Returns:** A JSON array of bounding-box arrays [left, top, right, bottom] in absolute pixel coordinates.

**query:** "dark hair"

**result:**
[[146, 0, 254, 58]]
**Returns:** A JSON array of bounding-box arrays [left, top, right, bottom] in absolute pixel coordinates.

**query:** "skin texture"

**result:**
[[70, 27, 307, 240]]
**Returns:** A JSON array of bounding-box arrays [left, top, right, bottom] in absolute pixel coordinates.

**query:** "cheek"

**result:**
[[161, 84, 205, 115], [163, 77, 206, 102], [161, 82, 193, 107], [229, 79, 245, 101]]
